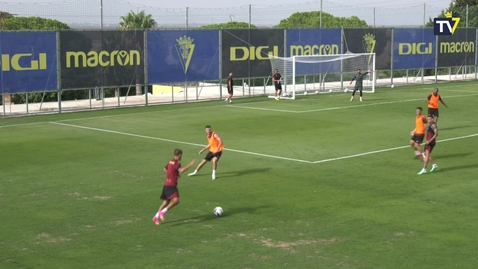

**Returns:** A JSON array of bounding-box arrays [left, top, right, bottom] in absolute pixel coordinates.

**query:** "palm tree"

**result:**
[[119, 10, 157, 30], [119, 10, 156, 95]]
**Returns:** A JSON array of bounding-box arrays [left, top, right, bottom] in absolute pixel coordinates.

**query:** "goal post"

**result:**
[[269, 52, 376, 99]]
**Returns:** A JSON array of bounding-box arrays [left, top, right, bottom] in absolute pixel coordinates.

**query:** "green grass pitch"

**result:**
[[1, 81, 478, 269]]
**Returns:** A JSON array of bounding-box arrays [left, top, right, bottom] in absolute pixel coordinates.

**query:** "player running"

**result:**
[[410, 107, 427, 158], [417, 116, 438, 175], [152, 149, 196, 225]]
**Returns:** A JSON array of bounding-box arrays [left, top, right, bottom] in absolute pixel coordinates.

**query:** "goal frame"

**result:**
[[270, 52, 376, 100]]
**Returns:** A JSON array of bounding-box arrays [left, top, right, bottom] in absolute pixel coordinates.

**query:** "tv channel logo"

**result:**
[[434, 11, 460, 35]]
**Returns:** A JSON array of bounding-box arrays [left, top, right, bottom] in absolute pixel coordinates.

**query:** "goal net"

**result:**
[[269, 53, 376, 99]]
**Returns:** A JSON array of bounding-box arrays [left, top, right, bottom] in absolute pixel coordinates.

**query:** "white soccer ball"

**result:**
[[391, 84, 395, 88], [344, 88, 349, 93], [329, 89, 333, 93], [213, 206, 223, 216], [303, 91, 308, 95]]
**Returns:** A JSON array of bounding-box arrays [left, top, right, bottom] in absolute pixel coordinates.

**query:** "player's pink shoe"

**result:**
[[152, 216, 160, 225], [159, 212, 166, 222]]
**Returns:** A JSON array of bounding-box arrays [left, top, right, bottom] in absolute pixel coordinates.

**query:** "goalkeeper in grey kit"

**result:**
[[349, 69, 373, 102]]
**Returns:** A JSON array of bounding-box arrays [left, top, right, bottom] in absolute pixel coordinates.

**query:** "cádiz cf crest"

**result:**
[[175, 35, 195, 74]]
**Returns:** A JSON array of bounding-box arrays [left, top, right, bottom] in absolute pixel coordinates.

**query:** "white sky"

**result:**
[[1, 0, 454, 27]]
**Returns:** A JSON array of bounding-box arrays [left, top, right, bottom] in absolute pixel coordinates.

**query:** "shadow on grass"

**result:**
[[218, 167, 272, 179], [439, 125, 473, 131], [167, 205, 270, 226], [436, 164, 478, 173], [434, 152, 473, 159]]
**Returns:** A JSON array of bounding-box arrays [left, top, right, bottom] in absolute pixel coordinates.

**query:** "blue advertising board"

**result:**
[[286, 29, 342, 75], [0, 32, 57, 93], [393, 29, 436, 70], [148, 30, 219, 83]]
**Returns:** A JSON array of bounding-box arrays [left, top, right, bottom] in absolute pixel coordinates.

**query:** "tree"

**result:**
[[3, 16, 69, 30], [119, 10, 156, 95], [119, 10, 157, 30], [199, 21, 257, 29], [425, 1, 478, 27], [275, 11, 368, 28], [455, 0, 477, 7]]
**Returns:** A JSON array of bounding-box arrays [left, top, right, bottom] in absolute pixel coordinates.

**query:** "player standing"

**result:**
[[417, 116, 438, 175], [349, 69, 373, 102], [225, 72, 233, 103], [152, 149, 196, 225], [272, 69, 282, 100], [426, 88, 448, 123], [188, 125, 225, 180], [410, 107, 427, 158]]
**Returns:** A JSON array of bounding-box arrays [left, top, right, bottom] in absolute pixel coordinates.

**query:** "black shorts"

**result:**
[[227, 88, 233, 94], [160, 186, 179, 200], [204, 151, 222, 161], [354, 85, 363, 91], [428, 108, 439, 118], [411, 134, 424, 144], [425, 143, 436, 154], [275, 83, 282, 90]]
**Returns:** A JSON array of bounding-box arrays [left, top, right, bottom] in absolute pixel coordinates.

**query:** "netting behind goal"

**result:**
[[270, 53, 375, 99]]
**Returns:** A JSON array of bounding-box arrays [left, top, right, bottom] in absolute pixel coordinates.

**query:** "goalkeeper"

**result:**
[[349, 69, 373, 102]]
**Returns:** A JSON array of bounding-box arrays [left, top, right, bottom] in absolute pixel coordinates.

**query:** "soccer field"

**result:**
[[1, 81, 478, 269]]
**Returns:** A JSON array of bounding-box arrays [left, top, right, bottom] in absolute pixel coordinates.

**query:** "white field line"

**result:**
[[0, 92, 476, 129], [50, 121, 478, 165], [229, 93, 478, 114], [312, 133, 478, 164], [49, 122, 312, 163]]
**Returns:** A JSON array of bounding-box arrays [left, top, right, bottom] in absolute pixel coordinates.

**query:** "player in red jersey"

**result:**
[[418, 116, 438, 175], [152, 149, 195, 225]]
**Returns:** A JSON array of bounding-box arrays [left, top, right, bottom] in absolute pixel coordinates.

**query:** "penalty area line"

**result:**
[[49, 122, 312, 164], [312, 133, 478, 164]]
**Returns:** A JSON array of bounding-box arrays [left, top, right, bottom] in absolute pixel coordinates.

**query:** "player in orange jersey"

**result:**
[[426, 88, 448, 123], [410, 107, 427, 158], [188, 125, 225, 180]]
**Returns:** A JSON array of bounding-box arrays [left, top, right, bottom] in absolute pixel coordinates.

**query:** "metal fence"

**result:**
[[0, 0, 448, 29], [1, 26, 477, 116]]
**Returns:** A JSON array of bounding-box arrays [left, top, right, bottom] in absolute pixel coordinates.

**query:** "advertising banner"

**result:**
[[343, 28, 392, 70], [60, 30, 144, 89], [437, 28, 476, 67], [286, 28, 341, 57], [286, 29, 342, 76], [148, 30, 219, 84], [221, 29, 285, 78], [393, 29, 436, 70], [0, 32, 57, 93]]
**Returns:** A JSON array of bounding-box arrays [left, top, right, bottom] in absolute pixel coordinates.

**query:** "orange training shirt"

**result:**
[[415, 115, 426, 135], [428, 93, 440, 109], [208, 132, 224, 152]]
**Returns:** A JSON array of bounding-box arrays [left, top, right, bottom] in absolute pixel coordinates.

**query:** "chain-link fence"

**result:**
[[0, 0, 447, 29]]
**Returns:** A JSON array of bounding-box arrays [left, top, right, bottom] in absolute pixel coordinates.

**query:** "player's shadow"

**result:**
[[218, 167, 272, 179], [436, 164, 477, 173], [434, 152, 473, 159], [440, 125, 473, 131], [167, 205, 270, 227]]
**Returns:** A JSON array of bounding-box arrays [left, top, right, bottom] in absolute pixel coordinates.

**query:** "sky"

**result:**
[[0, 0, 454, 27]]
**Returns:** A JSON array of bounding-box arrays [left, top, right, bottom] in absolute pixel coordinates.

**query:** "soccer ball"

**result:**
[[329, 89, 333, 93], [344, 88, 349, 93], [303, 91, 308, 95], [213, 207, 223, 216], [391, 84, 395, 88]]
